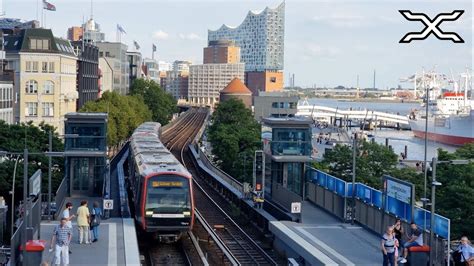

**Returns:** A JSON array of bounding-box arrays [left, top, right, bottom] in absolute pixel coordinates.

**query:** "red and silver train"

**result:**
[[128, 122, 194, 242]]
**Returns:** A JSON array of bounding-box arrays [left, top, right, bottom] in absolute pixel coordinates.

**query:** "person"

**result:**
[[90, 201, 102, 242], [400, 222, 423, 264], [50, 218, 72, 266], [76, 200, 90, 244], [61, 202, 75, 254], [393, 219, 404, 265], [456, 236, 474, 265], [381, 226, 396, 266]]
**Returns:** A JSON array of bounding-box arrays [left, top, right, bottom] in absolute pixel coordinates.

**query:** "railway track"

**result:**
[[162, 108, 279, 266], [147, 239, 191, 266]]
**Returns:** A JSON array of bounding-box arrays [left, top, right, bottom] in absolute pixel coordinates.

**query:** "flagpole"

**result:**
[[36, 0, 39, 21]]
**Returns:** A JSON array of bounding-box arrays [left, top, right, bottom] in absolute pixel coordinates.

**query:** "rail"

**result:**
[[117, 148, 130, 218], [54, 177, 68, 219], [194, 209, 240, 266]]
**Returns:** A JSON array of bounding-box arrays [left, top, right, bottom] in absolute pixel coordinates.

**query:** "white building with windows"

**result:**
[[188, 63, 244, 106], [4, 28, 78, 134], [208, 2, 285, 72]]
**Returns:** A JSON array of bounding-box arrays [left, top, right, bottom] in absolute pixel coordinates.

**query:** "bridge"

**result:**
[[297, 103, 410, 128]]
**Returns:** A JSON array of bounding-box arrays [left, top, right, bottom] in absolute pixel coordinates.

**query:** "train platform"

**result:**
[[270, 201, 381, 265], [40, 197, 140, 265]]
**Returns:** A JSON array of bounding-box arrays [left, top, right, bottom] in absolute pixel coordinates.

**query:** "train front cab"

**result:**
[[136, 172, 194, 242]]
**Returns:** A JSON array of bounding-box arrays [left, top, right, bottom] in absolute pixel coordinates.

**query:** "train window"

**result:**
[[145, 175, 190, 214]]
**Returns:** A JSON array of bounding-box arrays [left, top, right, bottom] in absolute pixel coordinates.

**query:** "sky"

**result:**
[[5, 0, 473, 89]]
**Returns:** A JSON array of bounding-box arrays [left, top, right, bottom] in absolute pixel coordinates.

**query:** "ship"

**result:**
[[407, 70, 474, 146]]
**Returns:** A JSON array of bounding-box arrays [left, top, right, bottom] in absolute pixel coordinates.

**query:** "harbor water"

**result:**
[[304, 98, 458, 160]]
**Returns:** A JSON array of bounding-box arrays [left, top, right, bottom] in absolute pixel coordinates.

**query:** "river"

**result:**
[[303, 98, 458, 160]]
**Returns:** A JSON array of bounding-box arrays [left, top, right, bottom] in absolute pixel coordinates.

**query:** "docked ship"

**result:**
[[408, 71, 474, 146]]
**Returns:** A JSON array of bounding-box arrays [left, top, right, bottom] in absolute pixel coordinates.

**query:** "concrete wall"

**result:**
[[306, 182, 345, 220], [245, 71, 283, 95]]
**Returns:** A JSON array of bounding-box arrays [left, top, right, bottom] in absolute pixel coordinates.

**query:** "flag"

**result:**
[[133, 41, 140, 50], [152, 43, 157, 52], [117, 24, 126, 34], [43, 0, 56, 11]]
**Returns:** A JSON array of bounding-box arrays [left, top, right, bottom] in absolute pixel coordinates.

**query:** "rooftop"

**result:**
[[221, 78, 252, 95]]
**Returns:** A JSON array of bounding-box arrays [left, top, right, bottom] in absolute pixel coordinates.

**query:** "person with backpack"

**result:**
[[90, 201, 102, 242]]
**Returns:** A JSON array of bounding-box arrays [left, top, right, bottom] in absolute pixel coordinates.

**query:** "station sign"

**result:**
[[291, 202, 301, 214], [103, 199, 114, 210], [29, 170, 42, 196]]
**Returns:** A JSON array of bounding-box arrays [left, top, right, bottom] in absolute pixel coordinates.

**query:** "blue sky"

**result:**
[[6, 0, 473, 88]]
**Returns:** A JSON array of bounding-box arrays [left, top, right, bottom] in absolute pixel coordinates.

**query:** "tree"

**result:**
[[318, 140, 398, 189], [208, 99, 261, 183], [0, 121, 64, 207], [435, 143, 474, 239], [80, 91, 152, 150], [130, 79, 177, 125]]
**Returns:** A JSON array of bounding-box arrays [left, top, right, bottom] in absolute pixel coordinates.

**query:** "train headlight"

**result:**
[[183, 211, 191, 216], [146, 211, 153, 216]]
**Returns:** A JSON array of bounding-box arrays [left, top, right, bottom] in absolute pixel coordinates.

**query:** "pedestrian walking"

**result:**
[[381, 225, 396, 266], [76, 200, 90, 244], [61, 202, 75, 254], [90, 201, 102, 242], [50, 218, 72, 266]]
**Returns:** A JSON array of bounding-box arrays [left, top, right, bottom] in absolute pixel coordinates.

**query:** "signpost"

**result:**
[[291, 202, 302, 223], [103, 199, 114, 210], [382, 175, 415, 221], [28, 170, 42, 197]]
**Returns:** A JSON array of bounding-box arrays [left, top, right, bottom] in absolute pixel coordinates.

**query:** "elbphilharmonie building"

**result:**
[[208, 2, 285, 94]]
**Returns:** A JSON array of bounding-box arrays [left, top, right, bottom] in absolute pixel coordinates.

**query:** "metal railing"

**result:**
[[54, 178, 68, 220], [117, 148, 130, 218]]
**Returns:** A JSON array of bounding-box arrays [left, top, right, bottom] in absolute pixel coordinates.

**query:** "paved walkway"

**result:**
[[270, 201, 382, 265]]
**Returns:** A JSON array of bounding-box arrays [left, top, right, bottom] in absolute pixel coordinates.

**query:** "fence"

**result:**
[[9, 197, 41, 266], [307, 167, 450, 265]]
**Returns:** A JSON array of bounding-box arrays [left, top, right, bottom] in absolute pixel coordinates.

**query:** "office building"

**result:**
[[96, 42, 129, 95], [72, 41, 100, 110], [158, 61, 172, 72], [127, 51, 143, 87], [203, 40, 240, 64], [219, 78, 252, 108], [4, 28, 78, 134], [253, 91, 298, 121], [172, 60, 192, 72], [164, 70, 188, 100], [143, 58, 160, 83], [67, 26, 83, 41], [208, 2, 285, 94], [0, 73, 14, 124], [188, 63, 244, 107], [82, 18, 105, 43]]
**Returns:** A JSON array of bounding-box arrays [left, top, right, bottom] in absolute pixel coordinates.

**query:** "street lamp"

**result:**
[[351, 133, 357, 225], [429, 157, 471, 266]]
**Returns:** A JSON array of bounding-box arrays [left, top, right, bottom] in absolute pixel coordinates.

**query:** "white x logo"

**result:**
[[399, 10, 464, 43]]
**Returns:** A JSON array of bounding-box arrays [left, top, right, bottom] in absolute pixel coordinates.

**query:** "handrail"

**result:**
[[194, 209, 240, 266]]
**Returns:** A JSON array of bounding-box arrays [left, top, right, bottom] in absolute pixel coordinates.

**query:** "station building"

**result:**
[[64, 112, 108, 197], [262, 117, 314, 211]]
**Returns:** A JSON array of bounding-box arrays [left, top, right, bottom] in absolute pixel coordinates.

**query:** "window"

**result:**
[[32, 62, 38, 72], [25, 80, 38, 94], [270, 77, 277, 83], [272, 102, 279, 108], [29, 39, 49, 50], [48, 62, 55, 73], [42, 62, 48, 72], [26, 61, 32, 72], [42, 102, 54, 116], [43, 80, 54, 94], [26, 102, 38, 116]]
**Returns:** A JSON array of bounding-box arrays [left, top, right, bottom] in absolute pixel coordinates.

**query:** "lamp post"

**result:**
[[351, 133, 357, 225], [10, 155, 20, 239]]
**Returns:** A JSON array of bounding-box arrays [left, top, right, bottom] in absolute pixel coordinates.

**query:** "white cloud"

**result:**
[[153, 30, 169, 40], [178, 33, 205, 41], [312, 14, 367, 28]]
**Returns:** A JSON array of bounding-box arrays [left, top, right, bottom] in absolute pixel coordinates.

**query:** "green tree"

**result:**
[[130, 79, 177, 124], [80, 91, 152, 150], [435, 143, 474, 239], [0, 121, 64, 206], [318, 140, 398, 189], [208, 98, 261, 183]]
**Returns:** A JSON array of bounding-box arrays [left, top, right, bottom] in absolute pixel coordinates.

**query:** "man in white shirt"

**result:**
[[61, 202, 75, 254]]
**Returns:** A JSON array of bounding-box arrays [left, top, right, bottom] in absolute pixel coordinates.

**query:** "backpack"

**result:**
[[90, 207, 101, 227]]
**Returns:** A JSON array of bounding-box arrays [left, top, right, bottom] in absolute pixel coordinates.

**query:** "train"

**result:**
[[128, 122, 194, 242]]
